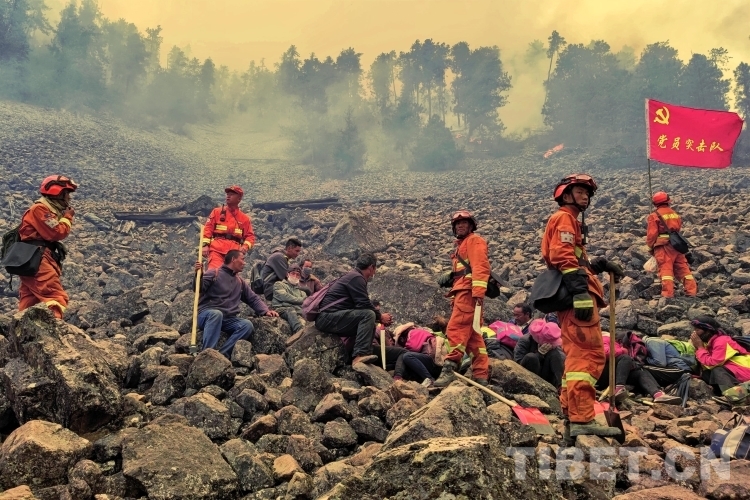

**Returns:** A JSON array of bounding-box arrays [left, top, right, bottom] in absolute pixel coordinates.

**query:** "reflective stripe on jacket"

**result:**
[[646, 206, 682, 250], [450, 232, 490, 299]]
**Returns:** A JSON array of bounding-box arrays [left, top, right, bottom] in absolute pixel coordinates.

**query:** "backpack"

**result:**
[[301, 278, 345, 322], [710, 414, 750, 460], [656, 210, 690, 254], [1, 225, 21, 261], [249, 261, 265, 295], [487, 320, 523, 349], [732, 336, 750, 353]]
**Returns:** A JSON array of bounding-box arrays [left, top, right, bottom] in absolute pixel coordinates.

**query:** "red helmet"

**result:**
[[225, 185, 244, 197], [451, 210, 477, 233], [553, 174, 597, 201], [40, 175, 78, 196], [652, 191, 670, 206]]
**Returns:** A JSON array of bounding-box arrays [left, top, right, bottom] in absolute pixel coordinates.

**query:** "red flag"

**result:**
[[646, 99, 744, 168]]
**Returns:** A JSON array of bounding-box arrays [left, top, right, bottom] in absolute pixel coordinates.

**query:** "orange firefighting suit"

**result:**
[[18, 198, 73, 318], [542, 205, 606, 423], [202, 206, 255, 270], [444, 232, 490, 380], [646, 206, 696, 298]]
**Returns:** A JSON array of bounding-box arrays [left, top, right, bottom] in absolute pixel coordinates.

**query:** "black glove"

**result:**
[[590, 257, 625, 280], [437, 271, 454, 288], [686, 252, 695, 266]]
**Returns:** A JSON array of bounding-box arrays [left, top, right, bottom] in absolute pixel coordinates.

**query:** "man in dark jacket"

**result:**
[[512, 303, 533, 334], [195, 250, 279, 357], [260, 238, 303, 300], [315, 253, 393, 366]]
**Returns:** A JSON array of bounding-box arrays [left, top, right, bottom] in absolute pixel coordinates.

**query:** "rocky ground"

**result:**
[[1, 100, 750, 499]]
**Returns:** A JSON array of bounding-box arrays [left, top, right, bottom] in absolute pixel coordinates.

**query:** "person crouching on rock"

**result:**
[[543, 174, 625, 438], [194, 250, 278, 358], [434, 210, 490, 388], [314, 252, 393, 366], [18, 175, 78, 319], [514, 318, 566, 391], [690, 316, 750, 395]]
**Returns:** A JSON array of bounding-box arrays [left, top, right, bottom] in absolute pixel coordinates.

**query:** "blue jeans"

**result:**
[[198, 309, 254, 358]]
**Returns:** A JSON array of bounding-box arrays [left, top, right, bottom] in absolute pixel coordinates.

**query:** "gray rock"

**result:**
[[168, 393, 233, 440], [322, 418, 358, 448], [186, 349, 235, 390], [284, 326, 346, 374], [323, 211, 388, 259], [0, 420, 92, 490], [121, 414, 238, 499], [220, 439, 274, 494]]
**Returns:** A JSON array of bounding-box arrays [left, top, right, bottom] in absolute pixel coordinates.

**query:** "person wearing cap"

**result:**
[[272, 264, 307, 334], [17, 175, 78, 318], [202, 186, 255, 270], [260, 238, 303, 301]]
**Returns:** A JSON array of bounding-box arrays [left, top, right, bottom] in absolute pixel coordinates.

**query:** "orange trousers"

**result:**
[[18, 253, 68, 319], [444, 290, 489, 380], [654, 245, 697, 298], [559, 304, 605, 423], [206, 250, 227, 271]]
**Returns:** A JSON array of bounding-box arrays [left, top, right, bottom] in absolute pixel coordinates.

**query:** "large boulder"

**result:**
[[488, 359, 562, 415], [2, 306, 122, 433], [186, 349, 235, 390], [323, 211, 388, 259], [284, 326, 347, 374], [121, 414, 238, 499], [219, 439, 274, 494], [0, 420, 92, 490], [251, 317, 290, 355], [167, 393, 234, 440], [332, 435, 562, 500], [68, 288, 150, 328], [385, 383, 519, 451]]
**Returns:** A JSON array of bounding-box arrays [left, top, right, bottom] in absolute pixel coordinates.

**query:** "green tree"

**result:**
[[544, 30, 566, 106], [50, 0, 107, 107], [455, 46, 511, 138], [449, 41, 470, 127], [0, 0, 50, 61], [418, 39, 449, 117], [333, 108, 366, 175], [410, 114, 462, 171], [383, 96, 421, 157], [335, 47, 361, 100], [369, 51, 397, 113], [525, 40, 546, 65], [102, 19, 148, 95], [679, 52, 730, 110], [634, 42, 683, 102], [734, 62, 750, 121], [277, 45, 301, 95], [143, 25, 163, 76]]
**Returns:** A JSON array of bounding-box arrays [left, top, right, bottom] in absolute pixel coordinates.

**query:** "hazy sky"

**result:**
[[60, 0, 750, 131]]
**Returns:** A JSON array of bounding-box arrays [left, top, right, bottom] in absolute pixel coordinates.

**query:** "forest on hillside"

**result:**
[[2, 0, 750, 175]]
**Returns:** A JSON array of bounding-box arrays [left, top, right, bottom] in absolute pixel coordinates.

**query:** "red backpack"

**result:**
[[301, 278, 345, 321]]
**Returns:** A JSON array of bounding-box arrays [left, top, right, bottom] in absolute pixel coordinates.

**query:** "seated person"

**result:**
[[194, 250, 279, 358], [315, 253, 392, 366], [393, 316, 449, 387], [598, 331, 681, 404], [511, 303, 533, 334], [260, 238, 303, 300], [482, 320, 523, 361], [514, 318, 566, 390], [690, 316, 750, 394], [299, 259, 323, 295], [272, 264, 307, 334]]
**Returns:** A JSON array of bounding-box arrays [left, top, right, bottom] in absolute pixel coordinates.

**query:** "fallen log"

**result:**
[[252, 197, 339, 211], [112, 212, 197, 223]]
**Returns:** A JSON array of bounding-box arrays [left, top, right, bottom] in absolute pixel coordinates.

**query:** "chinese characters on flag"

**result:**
[[646, 99, 744, 169]]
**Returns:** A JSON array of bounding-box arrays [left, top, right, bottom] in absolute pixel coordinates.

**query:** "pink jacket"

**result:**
[[528, 319, 562, 347], [602, 332, 628, 358], [404, 328, 435, 353], [696, 334, 750, 383]]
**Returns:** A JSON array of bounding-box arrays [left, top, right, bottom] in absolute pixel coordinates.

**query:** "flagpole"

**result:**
[[647, 159, 653, 200]]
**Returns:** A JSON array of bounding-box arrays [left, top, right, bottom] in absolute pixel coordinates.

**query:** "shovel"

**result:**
[[454, 372, 556, 435], [604, 271, 626, 443], [189, 233, 204, 355]]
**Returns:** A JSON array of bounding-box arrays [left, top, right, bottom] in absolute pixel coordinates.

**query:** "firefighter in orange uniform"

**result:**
[[434, 210, 490, 387], [18, 175, 78, 318], [202, 186, 255, 270], [543, 174, 624, 438], [646, 191, 697, 299]]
